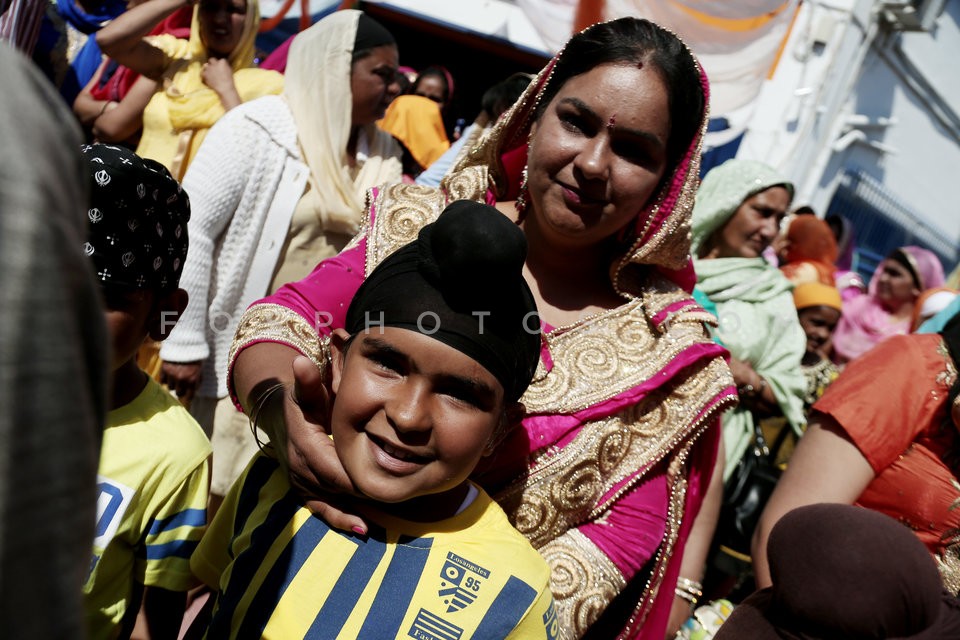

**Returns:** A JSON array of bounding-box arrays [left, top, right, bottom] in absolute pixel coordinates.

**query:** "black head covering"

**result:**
[[939, 309, 960, 364], [353, 13, 395, 53], [81, 144, 190, 291], [345, 200, 540, 402], [940, 310, 960, 425], [714, 503, 960, 639]]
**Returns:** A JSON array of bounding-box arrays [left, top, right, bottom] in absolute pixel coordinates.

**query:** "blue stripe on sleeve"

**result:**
[[355, 535, 433, 639], [236, 515, 331, 639], [304, 529, 388, 638], [233, 455, 280, 541], [472, 575, 538, 639], [145, 538, 199, 561], [207, 495, 301, 639], [148, 508, 207, 536]]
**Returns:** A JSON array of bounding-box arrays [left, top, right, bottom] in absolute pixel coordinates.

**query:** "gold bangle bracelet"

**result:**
[[248, 382, 287, 450]]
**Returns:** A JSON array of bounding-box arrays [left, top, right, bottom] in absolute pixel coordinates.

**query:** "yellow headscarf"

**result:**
[[378, 94, 450, 170], [136, 0, 284, 179], [792, 281, 843, 312], [283, 10, 402, 236]]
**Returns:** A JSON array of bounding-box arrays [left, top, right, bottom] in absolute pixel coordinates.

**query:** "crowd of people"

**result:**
[[3, 3, 960, 640]]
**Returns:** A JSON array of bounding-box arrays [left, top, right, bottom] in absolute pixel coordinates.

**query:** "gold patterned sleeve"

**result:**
[[228, 303, 328, 379], [537, 529, 627, 636]]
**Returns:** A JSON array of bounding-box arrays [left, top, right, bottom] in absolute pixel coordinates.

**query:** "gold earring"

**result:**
[[514, 166, 529, 221]]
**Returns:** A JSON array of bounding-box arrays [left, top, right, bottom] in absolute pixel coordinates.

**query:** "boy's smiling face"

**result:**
[[329, 327, 505, 519]]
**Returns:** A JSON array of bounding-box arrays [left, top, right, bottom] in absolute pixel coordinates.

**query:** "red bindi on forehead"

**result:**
[[607, 114, 616, 128]]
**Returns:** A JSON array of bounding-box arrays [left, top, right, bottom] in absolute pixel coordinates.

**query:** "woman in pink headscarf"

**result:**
[[227, 18, 735, 639], [832, 245, 945, 363]]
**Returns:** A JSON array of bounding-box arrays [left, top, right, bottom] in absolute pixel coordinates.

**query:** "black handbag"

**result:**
[[708, 419, 788, 589]]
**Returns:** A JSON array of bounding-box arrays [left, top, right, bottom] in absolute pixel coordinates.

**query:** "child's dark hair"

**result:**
[[940, 311, 960, 438], [414, 66, 453, 104], [481, 73, 533, 121], [534, 18, 704, 169]]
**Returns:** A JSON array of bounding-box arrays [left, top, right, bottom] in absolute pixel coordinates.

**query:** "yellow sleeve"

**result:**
[[190, 456, 253, 589], [138, 459, 210, 591]]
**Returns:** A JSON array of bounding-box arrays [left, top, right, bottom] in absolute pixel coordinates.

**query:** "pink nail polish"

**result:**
[[352, 526, 366, 535]]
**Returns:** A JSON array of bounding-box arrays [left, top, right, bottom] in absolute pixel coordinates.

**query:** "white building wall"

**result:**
[[838, 0, 960, 242], [737, 0, 960, 259]]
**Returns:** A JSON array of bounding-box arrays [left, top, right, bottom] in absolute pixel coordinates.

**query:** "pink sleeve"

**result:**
[[585, 420, 719, 639]]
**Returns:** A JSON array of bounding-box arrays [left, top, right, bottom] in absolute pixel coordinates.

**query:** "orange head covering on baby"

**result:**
[[793, 282, 842, 312], [785, 216, 838, 265], [781, 216, 839, 286]]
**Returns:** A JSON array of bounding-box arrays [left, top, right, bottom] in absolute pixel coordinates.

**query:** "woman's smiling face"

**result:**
[[523, 62, 671, 250], [328, 328, 505, 519]]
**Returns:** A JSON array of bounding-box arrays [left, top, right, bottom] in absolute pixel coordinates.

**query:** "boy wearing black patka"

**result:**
[[190, 202, 560, 639]]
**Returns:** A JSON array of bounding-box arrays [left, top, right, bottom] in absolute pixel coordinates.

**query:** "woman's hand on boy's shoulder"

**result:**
[[286, 356, 369, 535]]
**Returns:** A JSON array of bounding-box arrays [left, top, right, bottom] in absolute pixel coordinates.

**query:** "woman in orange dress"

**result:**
[[754, 310, 960, 595]]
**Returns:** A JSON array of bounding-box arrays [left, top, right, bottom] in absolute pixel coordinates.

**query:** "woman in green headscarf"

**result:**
[[691, 158, 806, 480]]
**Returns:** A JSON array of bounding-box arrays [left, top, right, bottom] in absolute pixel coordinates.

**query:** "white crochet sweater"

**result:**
[[160, 96, 308, 399]]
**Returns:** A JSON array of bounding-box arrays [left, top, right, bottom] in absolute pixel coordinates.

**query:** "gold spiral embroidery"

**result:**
[[523, 291, 717, 415], [937, 548, 960, 596], [362, 177, 492, 276], [441, 164, 489, 202], [597, 428, 630, 475], [498, 356, 733, 548], [229, 303, 326, 374], [539, 530, 625, 637], [365, 184, 443, 274], [511, 492, 552, 535], [497, 358, 735, 637]]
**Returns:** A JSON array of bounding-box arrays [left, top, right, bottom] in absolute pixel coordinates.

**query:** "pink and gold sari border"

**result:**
[[227, 303, 328, 408]]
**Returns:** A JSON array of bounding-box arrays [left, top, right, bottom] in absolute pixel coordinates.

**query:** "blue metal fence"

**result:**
[[827, 168, 958, 284]]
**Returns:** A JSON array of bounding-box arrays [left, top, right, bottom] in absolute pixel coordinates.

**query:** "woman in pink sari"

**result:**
[[228, 18, 735, 639], [832, 245, 945, 363]]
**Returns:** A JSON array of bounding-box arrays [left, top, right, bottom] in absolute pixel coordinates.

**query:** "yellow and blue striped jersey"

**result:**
[[192, 454, 559, 639], [85, 377, 211, 639]]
